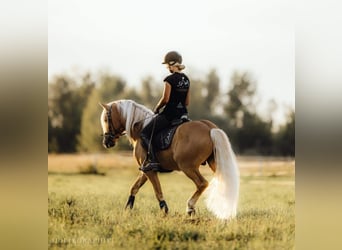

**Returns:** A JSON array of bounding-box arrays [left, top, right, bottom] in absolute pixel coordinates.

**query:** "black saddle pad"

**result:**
[[152, 126, 178, 151], [152, 118, 189, 151]]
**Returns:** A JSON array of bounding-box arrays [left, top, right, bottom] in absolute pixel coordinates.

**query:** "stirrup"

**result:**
[[139, 162, 160, 172]]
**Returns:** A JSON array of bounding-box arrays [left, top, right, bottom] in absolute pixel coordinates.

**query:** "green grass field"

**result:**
[[48, 153, 295, 250]]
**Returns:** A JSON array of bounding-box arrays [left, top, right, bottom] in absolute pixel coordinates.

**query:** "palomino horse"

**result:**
[[100, 99, 239, 219]]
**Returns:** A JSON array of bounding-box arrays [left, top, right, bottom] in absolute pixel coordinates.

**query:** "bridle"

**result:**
[[102, 104, 125, 142]]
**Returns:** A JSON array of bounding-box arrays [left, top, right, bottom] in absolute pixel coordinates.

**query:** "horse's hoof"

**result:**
[[159, 200, 169, 214], [187, 207, 196, 216], [125, 195, 135, 209]]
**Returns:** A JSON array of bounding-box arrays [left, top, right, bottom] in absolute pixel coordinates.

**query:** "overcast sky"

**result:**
[[49, 0, 294, 125]]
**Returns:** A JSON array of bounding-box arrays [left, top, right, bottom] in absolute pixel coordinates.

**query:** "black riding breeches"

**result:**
[[140, 114, 170, 141]]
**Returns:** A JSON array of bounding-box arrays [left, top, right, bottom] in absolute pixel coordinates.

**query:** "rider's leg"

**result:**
[[140, 114, 170, 171]]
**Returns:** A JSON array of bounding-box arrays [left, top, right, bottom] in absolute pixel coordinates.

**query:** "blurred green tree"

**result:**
[[204, 69, 220, 115], [48, 73, 94, 152], [236, 112, 273, 154], [78, 72, 131, 152], [274, 109, 295, 156], [224, 71, 273, 154], [187, 78, 207, 120], [225, 71, 257, 127]]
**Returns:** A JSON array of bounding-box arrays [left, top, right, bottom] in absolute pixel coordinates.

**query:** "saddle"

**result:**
[[152, 116, 190, 151]]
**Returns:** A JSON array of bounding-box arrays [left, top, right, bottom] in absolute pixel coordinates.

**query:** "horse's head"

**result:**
[[99, 102, 125, 149]]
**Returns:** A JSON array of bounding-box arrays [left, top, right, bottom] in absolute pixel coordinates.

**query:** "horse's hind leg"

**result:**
[[182, 168, 209, 216], [125, 172, 148, 209]]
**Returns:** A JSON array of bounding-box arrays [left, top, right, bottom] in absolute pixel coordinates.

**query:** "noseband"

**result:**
[[103, 104, 125, 140]]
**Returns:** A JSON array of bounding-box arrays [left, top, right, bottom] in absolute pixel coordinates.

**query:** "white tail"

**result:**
[[206, 128, 240, 219]]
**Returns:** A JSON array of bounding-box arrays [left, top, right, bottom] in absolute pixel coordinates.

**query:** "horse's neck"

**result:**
[[118, 100, 152, 142]]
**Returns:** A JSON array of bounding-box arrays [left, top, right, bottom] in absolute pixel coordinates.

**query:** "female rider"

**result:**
[[140, 51, 190, 172]]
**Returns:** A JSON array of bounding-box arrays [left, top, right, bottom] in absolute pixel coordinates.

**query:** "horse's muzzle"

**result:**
[[103, 140, 115, 148], [103, 136, 115, 148]]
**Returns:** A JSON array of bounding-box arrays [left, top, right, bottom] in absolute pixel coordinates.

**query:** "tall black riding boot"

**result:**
[[139, 135, 160, 172], [140, 134, 150, 150]]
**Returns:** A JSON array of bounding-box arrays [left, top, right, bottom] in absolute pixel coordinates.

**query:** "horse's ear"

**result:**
[[99, 102, 109, 110]]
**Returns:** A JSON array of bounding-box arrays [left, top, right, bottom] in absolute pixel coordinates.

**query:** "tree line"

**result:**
[[48, 69, 294, 156]]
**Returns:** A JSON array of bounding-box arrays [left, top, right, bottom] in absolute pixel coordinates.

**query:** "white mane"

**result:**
[[110, 99, 154, 143]]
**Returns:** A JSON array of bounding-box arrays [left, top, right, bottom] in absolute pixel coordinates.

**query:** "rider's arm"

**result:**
[[154, 82, 171, 113]]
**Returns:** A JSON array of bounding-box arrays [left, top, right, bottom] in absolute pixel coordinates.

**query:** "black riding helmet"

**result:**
[[162, 51, 182, 66]]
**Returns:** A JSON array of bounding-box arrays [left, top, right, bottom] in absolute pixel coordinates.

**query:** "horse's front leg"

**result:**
[[125, 172, 148, 209], [144, 171, 169, 214]]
